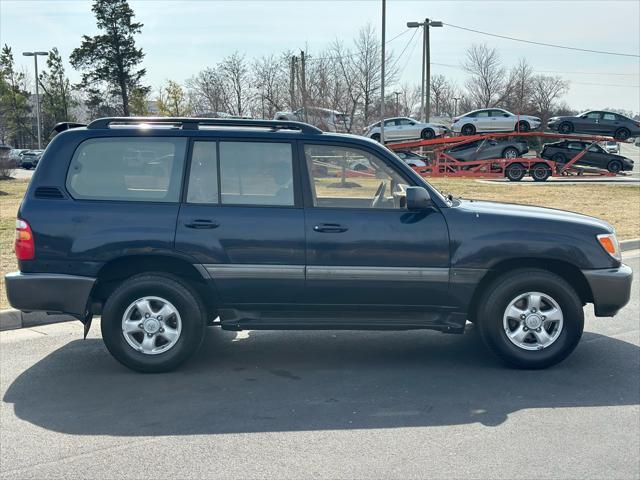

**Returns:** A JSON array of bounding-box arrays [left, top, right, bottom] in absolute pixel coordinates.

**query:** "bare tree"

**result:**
[[430, 74, 458, 118], [186, 67, 227, 116], [502, 58, 534, 114], [462, 43, 505, 108], [252, 54, 289, 118], [220, 52, 249, 117], [530, 75, 569, 127]]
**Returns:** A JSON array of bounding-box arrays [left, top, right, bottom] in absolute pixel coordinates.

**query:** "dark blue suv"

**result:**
[[5, 117, 633, 372]]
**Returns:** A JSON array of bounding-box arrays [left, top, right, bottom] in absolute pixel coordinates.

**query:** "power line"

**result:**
[[387, 28, 419, 73], [444, 22, 640, 58], [305, 28, 411, 63]]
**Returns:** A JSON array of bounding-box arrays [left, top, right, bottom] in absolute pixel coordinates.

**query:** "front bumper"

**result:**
[[582, 264, 633, 317], [5, 272, 96, 319]]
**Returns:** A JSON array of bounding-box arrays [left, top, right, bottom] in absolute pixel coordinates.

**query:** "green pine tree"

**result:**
[[70, 0, 148, 117], [39, 47, 77, 133], [0, 45, 34, 147]]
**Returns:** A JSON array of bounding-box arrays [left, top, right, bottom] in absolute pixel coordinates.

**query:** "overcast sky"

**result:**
[[1, 0, 639, 112]]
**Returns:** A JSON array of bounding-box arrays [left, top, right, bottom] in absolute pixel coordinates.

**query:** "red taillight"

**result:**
[[15, 219, 35, 260]]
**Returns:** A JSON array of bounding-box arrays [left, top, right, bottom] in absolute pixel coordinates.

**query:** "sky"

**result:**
[[1, 0, 639, 113]]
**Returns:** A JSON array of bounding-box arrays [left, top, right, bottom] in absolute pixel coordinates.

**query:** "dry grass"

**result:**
[[0, 179, 28, 309], [0, 177, 639, 309], [428, 178, 640, 240]]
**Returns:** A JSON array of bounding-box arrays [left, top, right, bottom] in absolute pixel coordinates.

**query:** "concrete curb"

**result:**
[[621, 239, 640, 252], [2, 238, 638, 332]]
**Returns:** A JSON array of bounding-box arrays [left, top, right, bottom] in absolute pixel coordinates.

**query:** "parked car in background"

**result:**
[[18, 150, 43, 169], [444, 138, 529, 161], [9, 149, 28, 161], [5, 116, 632, 373], [541, 140, 634, 173], [394, 150, 429, 167], [603, 141, 619, 154], [547, 111, 640, 141], [451, 109, 541, 136], [365, 117, 446, 142], [274, 106, 350, 132]]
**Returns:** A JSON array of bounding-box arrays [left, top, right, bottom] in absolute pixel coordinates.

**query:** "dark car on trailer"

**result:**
[[548, 111, 640, 141], [5, 117, 633, 373], [541, 140, 634, 173], [444, 138, 529, 161]]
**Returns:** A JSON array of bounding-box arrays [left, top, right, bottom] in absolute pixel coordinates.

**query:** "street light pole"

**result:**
[[453, 97, 460, 117], [407, 19, 442, 123], [393, 91, 401, 115], [23, 51, 48, 150], [380, 0, 386, 144]]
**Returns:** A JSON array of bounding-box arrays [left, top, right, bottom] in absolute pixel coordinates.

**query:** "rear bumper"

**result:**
[[5, 272, 95, 319], [582, 264, 633, 317]]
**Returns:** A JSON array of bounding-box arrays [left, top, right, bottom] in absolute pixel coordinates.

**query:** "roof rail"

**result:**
[[86, 117, 323, 134]]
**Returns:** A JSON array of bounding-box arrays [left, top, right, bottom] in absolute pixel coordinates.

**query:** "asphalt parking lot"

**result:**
[[1, 253, 638, 479]]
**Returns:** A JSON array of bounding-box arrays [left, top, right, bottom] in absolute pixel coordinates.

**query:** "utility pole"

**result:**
[[407, 19, 442, 123], [380, 0, 386, 144], [300, 50, 308, 122], [289, 55, 297, 109]]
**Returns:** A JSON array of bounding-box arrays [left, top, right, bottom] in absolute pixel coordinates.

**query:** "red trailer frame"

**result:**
[[386, 132, 625, 181]]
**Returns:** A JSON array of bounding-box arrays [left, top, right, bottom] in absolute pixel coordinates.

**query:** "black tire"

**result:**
[[371, 133, 381, 142], [614, 128, 630, 141], [505, 162, 526, 181], [558, 122, 573, 134], [421, 128, 435, 139], [551, 152, 566, 163], [101, 273, 207, 373], [502, 147, 520, 159], [461, 124, 476, 136], [531, 162, 552, 182], [516, 120, 530, 132], [607, 159, 623, 173], [477, 269, 584, 369]]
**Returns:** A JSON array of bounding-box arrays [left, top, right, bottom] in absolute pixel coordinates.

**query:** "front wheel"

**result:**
[[461, 124, 476, 136], [502, 147, 520, 159], [477, 269, 584, 369], [614, 128, 630, 141], [516, 121, 530, 132], [607, 159, 623, 173], [558, 122, 573, 134], [421, 128, 435, 139], [101, 273, 207, 372]]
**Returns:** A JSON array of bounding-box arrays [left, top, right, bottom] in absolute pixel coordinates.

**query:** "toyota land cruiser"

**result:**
[[5, 117, 633, 372]]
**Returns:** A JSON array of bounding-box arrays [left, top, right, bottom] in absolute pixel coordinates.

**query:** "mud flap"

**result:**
[[80, 306, 93, 339]]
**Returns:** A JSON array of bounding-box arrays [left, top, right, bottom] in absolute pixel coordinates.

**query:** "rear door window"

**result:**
[[66, 137, 187, 202]]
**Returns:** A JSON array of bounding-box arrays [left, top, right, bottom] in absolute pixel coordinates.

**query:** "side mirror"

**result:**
[[406, 186, 433, 210]]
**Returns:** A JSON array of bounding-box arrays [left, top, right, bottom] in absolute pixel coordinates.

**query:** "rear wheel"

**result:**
[[551, 152, 566, 163], [531, 162, 552, 182], [502, 147, 520, 159], [505, 162, 526, 181], [371, 133, 381, 142], [101, 273, 207, 373], [461, 124, 476, 136], [477, 269, 584, 369], [421, 128, 435, 139], [607, 159, 623, 173], [516, 120, 530, 132], [614, 128, 630, 141], [558, 122, 573, 134]]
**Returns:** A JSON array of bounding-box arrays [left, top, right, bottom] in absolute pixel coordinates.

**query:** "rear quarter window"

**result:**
[[66, 137, 187, 202]]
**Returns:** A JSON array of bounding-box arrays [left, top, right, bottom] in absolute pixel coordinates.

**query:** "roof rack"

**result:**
[[86, 117, 323, 134], [51, 122, 87, 134]]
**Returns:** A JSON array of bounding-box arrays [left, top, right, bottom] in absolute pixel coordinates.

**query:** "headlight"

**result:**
[[597, 233, 621, 261]]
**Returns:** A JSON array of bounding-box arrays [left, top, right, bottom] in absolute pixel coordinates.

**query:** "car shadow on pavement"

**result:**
[[3, 326, 639, 436]]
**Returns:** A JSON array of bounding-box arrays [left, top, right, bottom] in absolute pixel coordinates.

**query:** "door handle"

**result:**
[[185, 219, 220, 229], [313, 223, 348, 233]]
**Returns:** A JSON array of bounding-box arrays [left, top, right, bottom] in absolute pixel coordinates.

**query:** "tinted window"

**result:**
[[187, 141, 218, 204], [219, 142, 294, 206], [584, 112, 601, 119], [398, 118, 414, 126], [491, 110, 508, 117], [567, 142, 586, 150], [304, 144, 408, 209], [66, 137, 186, 202], [384, 119, 398, 127], [475, 111, 490, 118], [602, 113, 616, 121]]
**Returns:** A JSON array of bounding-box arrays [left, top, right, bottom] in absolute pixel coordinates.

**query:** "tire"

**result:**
[[371, 133, 381, 142], [101, 273, 207, 373], [607, 159, 623, 173], [505, 162, 526, 181], [614, 128, 630, 141], [531, 162, 552, 182], [551, 152, 566, 163], [477, 269, 584, 369], [461, 124, 476, 136], [421, 128, 435, 139], [502, 147, 520, 159], [516, 121, 530, 132], [558, 122, 573, 134]]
